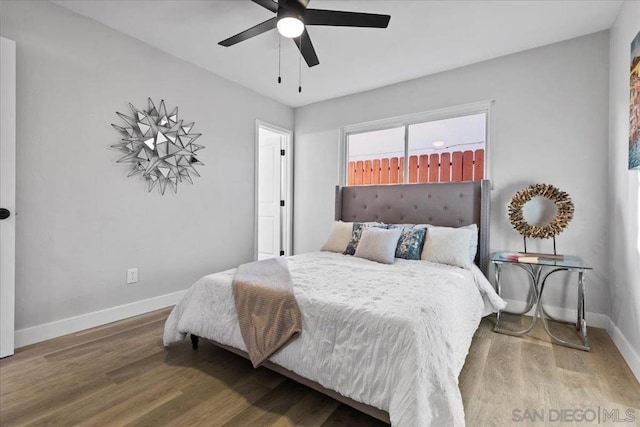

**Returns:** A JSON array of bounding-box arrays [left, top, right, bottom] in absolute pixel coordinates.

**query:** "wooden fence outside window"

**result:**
[[347, 149, 484, 186]]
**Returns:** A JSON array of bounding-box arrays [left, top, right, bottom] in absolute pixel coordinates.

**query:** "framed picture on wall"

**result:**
[[630, 29, 640, 170]]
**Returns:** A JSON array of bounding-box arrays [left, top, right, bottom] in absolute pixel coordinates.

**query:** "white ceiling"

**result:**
[[53, 0, 622, 108]]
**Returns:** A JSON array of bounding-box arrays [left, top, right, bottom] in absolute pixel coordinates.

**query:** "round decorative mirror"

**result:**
[[522, 196, 558, 227], [508, 184, 574, 239]]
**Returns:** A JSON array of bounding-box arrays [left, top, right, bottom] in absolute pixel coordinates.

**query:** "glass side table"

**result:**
[[491, 252, 593, 351]]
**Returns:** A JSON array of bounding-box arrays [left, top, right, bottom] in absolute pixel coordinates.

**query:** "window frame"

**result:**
[[339, 101, 494, 186]]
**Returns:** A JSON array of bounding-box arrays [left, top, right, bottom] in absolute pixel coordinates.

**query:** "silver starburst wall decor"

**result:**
[[111, 98, 204, 195]]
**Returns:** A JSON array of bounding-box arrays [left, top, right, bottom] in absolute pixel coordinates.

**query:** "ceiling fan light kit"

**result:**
[[219, 0, 390, 92], [276, 2, 305, 38], [277, 16, 304, 38]]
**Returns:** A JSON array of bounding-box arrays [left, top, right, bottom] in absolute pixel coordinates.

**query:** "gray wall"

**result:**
[[608, 0, 640, 370], [0, 1, 294, 330], [0, 0, 622, 345], [294, 32, 611, 317]]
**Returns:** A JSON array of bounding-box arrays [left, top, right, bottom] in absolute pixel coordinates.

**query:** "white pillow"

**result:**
[[462, 224, 479, 261], [414, 223, 478, 262], [320, 221, 353, 253], [354, 227, 402, 264], [421, 225, 474, 268]]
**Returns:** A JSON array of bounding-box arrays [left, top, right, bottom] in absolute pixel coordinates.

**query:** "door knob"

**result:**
[[0, 208, 10, 220]]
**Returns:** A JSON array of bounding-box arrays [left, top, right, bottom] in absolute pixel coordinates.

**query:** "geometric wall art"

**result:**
[[111, 98, 204, 194], [630, 30, 640, 170]]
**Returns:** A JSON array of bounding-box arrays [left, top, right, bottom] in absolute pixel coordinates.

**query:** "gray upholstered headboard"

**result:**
[[335, 180, 491, 275]]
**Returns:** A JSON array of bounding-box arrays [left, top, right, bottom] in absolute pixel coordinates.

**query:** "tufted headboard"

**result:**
[[335, 180, 491, 275]]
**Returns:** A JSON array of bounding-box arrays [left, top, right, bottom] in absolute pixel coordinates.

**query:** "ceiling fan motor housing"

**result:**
[[278, 1, 305, 24]]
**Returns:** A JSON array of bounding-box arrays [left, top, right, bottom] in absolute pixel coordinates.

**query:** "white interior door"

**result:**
[[257, 128, 283, 260], [0, 36, 17, 358]]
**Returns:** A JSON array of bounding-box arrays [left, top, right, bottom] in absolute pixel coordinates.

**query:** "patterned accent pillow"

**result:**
[[343, 222, 385, 255], [393, 227, 427, 260]]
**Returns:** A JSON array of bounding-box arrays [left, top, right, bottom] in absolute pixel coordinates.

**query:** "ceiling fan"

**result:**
[[218, 0, 391, 68]]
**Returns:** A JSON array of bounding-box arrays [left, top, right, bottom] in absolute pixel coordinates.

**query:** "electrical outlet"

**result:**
[[127, 268, 138, 284]]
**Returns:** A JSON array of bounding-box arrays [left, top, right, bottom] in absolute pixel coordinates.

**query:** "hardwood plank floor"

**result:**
[[1, 308, 638, 426]]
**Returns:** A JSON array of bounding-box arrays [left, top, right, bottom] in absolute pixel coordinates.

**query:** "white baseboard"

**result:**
[[606, 320, 640, 382], [502, 298, 610, 328], [14, 290, 187, 349]]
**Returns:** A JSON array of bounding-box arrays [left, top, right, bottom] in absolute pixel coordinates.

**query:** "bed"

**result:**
[[163, 180, 505, 426]]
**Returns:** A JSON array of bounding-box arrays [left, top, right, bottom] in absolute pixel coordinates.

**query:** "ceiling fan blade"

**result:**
[[218, 17, 277, 47], [294, 29, 319, 67], [279, 0, 309, 8], [252, 0, 278, 13], [305, 9, 390, 28]]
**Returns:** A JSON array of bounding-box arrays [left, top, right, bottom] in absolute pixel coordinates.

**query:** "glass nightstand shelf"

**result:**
[[491, 251, 593, 351]]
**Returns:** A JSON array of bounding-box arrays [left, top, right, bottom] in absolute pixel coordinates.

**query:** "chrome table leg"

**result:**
[[538, 268, 590, 351]]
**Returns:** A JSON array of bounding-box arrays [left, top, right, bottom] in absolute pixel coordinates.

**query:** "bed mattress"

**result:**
[[164, 251, 505, 426]]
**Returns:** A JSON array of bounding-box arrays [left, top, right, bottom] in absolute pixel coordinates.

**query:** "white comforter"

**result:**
[[164, 252, 506, 426]]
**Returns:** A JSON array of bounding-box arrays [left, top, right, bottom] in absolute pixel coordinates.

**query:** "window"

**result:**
[[342, 103, 491, 186], [347, 127, 404, 185]]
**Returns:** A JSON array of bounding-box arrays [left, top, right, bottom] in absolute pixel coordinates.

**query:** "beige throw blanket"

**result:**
[[233, 257, 302, 368]]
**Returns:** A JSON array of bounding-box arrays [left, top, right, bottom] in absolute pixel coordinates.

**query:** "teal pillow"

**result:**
[[392, 227, 426, 260]]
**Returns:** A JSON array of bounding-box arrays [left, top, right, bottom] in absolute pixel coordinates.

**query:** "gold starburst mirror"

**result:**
[[508, 184, 574, 253]]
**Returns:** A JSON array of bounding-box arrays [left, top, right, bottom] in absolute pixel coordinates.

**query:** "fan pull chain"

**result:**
[[278, 35, 282, 84], [298, 36, 302, 93]]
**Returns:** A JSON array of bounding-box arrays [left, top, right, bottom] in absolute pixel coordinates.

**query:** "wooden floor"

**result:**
[[1, 309, 638, 426]]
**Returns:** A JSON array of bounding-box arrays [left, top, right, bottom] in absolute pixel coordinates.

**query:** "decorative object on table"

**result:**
[[507, 183, 574, 256], [499, 251, 571, 263], [629, 29, 640, 170], [111, 98, 204, 195], [500, 252, 543, 263]]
